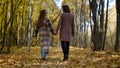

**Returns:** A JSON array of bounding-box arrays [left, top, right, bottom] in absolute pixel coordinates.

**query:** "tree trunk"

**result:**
[[102, 0, 109, 50], [115, 0, 120, 51], [99, 0, 105, 50], [28, 0, 33, 52], [7, 0, 14, 53], [0, 2, 8, 53], [89, 0, 99, 51], [83, 0, 87, 48], [89, 0, 106, 51]]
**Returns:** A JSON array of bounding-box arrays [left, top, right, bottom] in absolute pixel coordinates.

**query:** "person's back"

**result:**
[[59, 12, 74, 41], [61, 13, 73, 26], [55, 5, 74, 61], [34, 10, 55, 60]]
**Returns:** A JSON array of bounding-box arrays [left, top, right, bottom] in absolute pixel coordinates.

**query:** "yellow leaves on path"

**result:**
[[0, 46, 120, 68]]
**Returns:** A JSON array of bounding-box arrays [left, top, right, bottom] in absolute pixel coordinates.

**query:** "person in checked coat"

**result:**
[[34, 9, 55, 60]]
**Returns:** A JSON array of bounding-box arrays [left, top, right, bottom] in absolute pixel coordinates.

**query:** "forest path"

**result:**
[[0, 46, 120, 68]]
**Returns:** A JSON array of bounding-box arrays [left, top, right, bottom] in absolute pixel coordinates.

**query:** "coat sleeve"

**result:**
[[34, 20, 39, 37], [72, 15, 74, 37], [56, 14, 63, 34], [46, 20, 55, 34]]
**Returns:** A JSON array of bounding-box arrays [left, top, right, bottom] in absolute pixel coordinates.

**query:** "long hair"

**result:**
[[37, 10, 46, 27], [62, 5, 70, 13]]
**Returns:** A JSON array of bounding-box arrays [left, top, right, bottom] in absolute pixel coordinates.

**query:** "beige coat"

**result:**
[[56, 13, 74, 41]]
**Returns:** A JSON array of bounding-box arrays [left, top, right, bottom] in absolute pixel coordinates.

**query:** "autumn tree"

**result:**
[[0, 0, 22, 53], [0, 0, 58, 53]]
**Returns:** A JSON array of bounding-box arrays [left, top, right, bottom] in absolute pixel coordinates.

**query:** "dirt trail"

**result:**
[[0, 46, 120, 68]]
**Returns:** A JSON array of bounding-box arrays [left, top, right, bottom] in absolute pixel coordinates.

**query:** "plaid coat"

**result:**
[[35, 19, 54, 52]]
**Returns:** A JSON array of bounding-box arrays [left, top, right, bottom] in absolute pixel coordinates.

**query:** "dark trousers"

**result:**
[[61, 41, 70, 58]]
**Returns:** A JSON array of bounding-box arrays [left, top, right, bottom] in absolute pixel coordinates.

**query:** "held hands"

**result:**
[[33, 32, 37, 37], [53, 30, 57, 35], [35, 33, 37, 37]]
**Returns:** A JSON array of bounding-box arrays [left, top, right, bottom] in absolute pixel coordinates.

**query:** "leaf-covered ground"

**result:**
[[0, 46, 120, 68]]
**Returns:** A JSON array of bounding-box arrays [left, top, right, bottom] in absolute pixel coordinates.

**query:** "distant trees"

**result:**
[[0, 0, 58, 53], [0, 0, 119, 53], [89, 0, 111, 51], [0, 0, 23, 53], [55, 0, 118, 51]]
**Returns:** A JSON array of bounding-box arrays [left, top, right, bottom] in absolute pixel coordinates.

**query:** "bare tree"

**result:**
[[89, 0, 99, 51], [89, 0, 106, 51], [115, 0, 120, 52], [28, 0, 33, 52], [102, 0, 109, 50]]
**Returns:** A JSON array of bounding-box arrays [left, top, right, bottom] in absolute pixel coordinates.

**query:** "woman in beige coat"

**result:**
[[56, 5, 74, 61]]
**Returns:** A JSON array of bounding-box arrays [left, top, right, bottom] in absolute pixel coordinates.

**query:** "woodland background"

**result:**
[[0, 0, 120, 68]]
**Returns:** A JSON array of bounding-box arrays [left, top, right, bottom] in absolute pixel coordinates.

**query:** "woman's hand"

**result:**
[[53, 30, 57, 35]]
